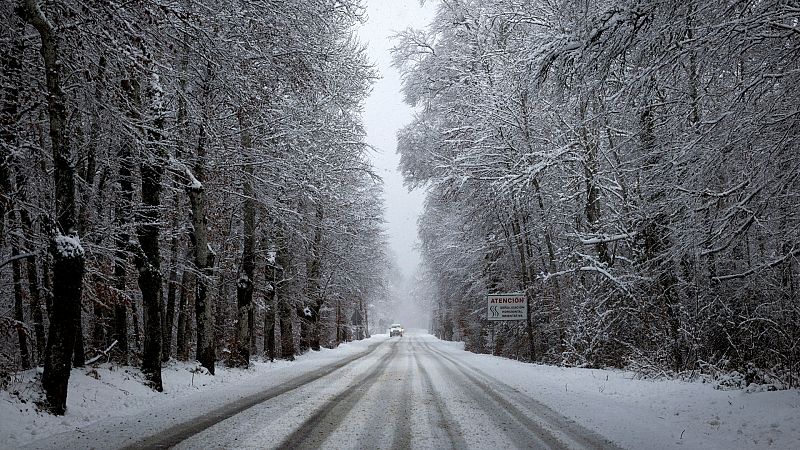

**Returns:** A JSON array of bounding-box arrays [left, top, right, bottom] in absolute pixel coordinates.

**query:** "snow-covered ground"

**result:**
[[0, 337, 380, 448], [1, 332, 798, 449], [430, 338, 800, 450]]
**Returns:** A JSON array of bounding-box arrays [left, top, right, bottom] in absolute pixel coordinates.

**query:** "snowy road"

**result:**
[[157, 332, 614, 449], [15, 331, 799, 449]]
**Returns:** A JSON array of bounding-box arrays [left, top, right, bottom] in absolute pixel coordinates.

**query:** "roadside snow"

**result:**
[[0, 337, 379, 449], [431, 338, 800, 450]]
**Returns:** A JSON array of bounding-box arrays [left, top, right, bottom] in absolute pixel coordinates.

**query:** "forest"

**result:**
[[395, 0, 799, 389], [0, 0, 388, 414]]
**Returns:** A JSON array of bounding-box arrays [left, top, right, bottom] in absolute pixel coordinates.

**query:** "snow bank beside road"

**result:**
[[432, 338, 800, 450], [0, 336, 384, 448]]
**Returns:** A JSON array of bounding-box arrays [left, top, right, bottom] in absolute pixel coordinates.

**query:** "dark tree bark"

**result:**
[[175, 263, 192, 361], [17, 0, 85, 415], [111, 163, 132, 364], [135, 182, 164, 390], [162, 229, 179, 362], [297, 312, 310, 354], [26, 243, 45, 361], [276, 244, 294, 360], [335, 298, 342, 344], [190, 122, 215, 374], [111, 76, 141, 366], [12, 246, 31, 369], [232, 111, 255, 367], [264, 285, 276, 362], [134, 73, 166, 391], [279, 297, 295, 360], [12, 165, 45, 361], [72, 313, 85, 368], [85, 57, 107, 354], [263, 242, 278, 361], [2, 17, 32, 369], [162, 40, 190, 363], [0, 17, 24, 244], [306, 203, 324, 351]]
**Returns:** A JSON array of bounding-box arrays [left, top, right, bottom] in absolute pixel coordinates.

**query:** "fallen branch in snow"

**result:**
[[85, 340, 118, 365]]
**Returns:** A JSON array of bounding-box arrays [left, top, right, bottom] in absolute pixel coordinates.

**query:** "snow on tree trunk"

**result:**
[[16, 0, 85, 415]]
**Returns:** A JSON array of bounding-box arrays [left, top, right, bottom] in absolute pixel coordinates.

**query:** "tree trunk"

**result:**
[[335, 298, 342, 345], [363, 300, 369, 339], [233, 110, 255, 367], [17, 0, 86, 415], [215, 267, 227, 356], [163, 228, 179, 362], [264, 265, 276, 362], [0, 22, 35, 369], [280, 295, 295, 360], [85, 59, 107, 357], [307, 203, 324, 351], [190, 121, 215, 374], [509, 202, 536, 362], [580, 99, 610, 265], [112, 211, 130, 365], [72, 313, 85, 367], [111, 74, 142, 365], [26, 244, 45, 361], [134, 74, 166, 392], [12, 246, 32, 369], [163, 39, 190, 363], [175, 264, 192, 361], [275, 242, 294, 360], [0, 17, 24, 244]]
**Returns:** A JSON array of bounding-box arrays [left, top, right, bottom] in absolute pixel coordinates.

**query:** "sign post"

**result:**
[[486, 292, 527, 321]]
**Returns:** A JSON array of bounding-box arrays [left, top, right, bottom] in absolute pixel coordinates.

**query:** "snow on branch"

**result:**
[[0, 252, 35, 269], [168, 157, 202, 191], [85, 340, 118, 365], [712, 245, 800, 282], [578, 233, 636, 245]]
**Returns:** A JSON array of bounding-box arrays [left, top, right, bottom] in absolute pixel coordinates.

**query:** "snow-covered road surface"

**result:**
[[171, 334, 616, 449], [9, 331, 798, 449], [19, 333, 614, 449]]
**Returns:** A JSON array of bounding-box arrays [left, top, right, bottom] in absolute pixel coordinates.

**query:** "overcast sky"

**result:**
[[357, 1, 436, 278]]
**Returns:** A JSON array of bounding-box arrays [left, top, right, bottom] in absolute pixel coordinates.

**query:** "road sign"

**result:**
[[487, 293, 527, 321]]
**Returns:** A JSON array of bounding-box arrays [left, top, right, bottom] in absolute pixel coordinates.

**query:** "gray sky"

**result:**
[[358, 1, 436, 278]]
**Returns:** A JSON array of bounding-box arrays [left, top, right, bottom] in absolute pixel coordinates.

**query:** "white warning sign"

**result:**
[[487, 293, 527, 321]]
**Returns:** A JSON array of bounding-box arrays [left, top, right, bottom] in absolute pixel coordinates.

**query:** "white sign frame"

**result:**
[[487, 293, 527, 321]]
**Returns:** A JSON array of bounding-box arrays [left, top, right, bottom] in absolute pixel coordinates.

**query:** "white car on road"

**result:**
[[389, 323, 404, 337]]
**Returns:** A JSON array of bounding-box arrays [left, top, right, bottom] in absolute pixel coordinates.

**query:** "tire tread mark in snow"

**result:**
[[123, 340, 386, 449], [420, 341, 557, 449], [422, 341, 621, 450], [278, 340, 400, 449], [390, 343, 414, 450], [410, 339, 467, 450]]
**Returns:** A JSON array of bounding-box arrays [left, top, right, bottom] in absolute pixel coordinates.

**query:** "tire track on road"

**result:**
[[278, 340, 400, 449], [421, 340, 621, 450], [410, 338, 467, 450], [124, 340, 387, 449], [390, 341, 414, 450], [420, 340, 561, 449]]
